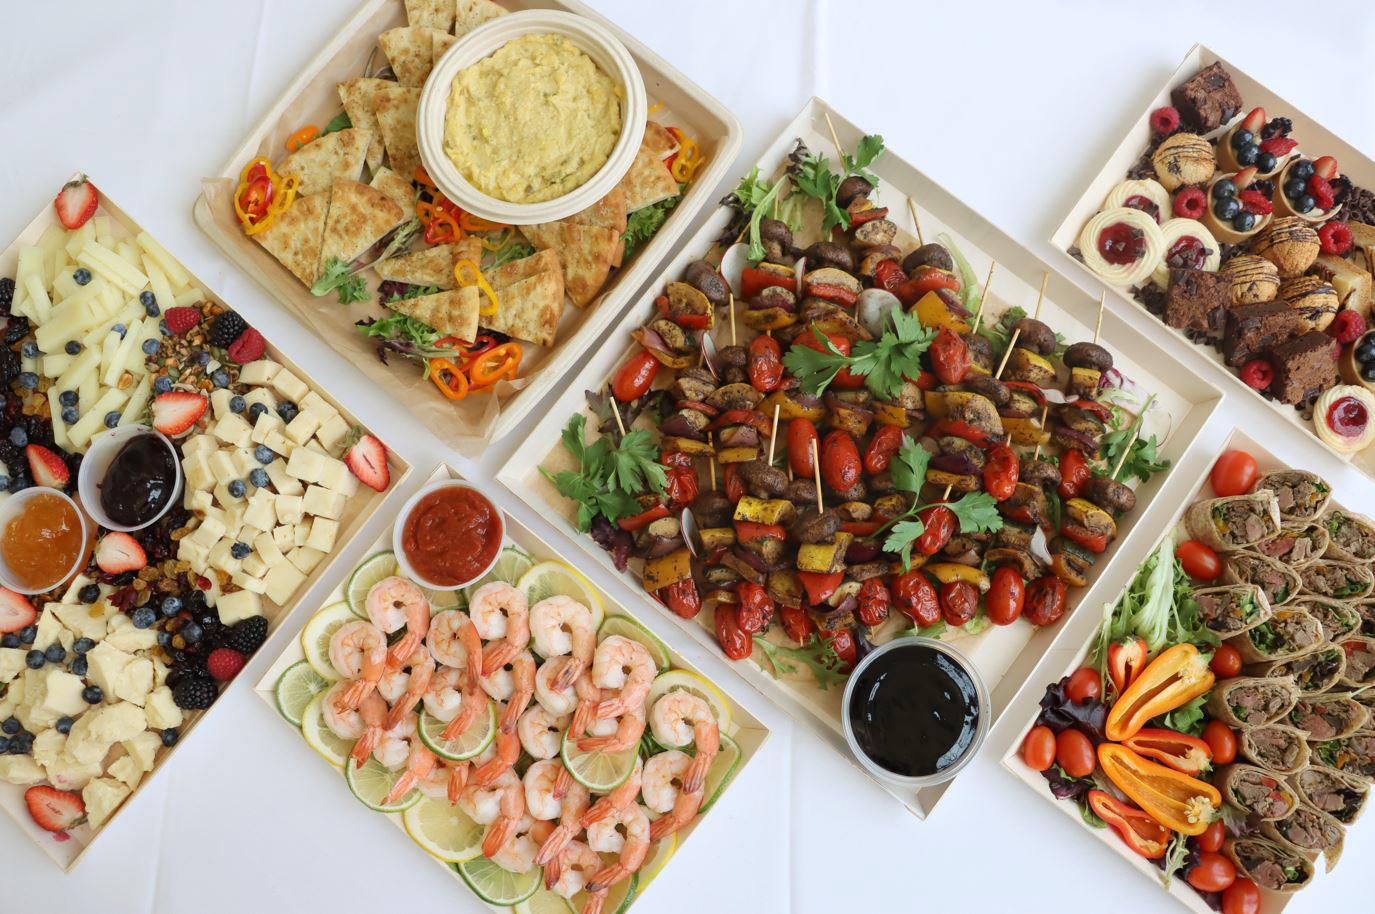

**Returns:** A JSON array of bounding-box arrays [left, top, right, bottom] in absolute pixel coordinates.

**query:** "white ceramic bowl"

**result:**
[[417, 9, 647, 225], [0, 488, 89, 595], [77, 425, 182, 532], [393, 479, 506, 591]]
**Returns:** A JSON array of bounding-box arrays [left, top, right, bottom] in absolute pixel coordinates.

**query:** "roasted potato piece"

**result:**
[[925, 469, 980, 493], [706, 383, 764, 412], [733, 496, 795, 525]]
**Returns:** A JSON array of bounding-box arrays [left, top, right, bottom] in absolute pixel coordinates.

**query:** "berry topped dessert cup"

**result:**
[[1217, 107, 1296, 179], [1202, 167, 1273, 245], [1275, 155, 1343, 224]]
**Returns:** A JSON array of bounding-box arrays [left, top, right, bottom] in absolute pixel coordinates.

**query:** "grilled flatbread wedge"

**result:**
[[433, 30, 458, 64], [404, 0, 453, 30], [480, 270, 565, 347], [642, 122, 679, 160], [566, 188, 628, 268], [337, 77, 393, 172], [375, 238, 483, 289], [373, 84, 422, 183], [277, 128, 371, 197], [455, 0, 507, 34], [319, 179, 405, 271], [254, 189, 331, 286], [487, 248, 560, 287], [369, 167, 416, 212], [389, 288, 480, 342], [520, 222, 619, 307], [379, 26, 441, 87], [617, 143, 679, 212]]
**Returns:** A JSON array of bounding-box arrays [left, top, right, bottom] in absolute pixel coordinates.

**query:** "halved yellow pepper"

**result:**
[[1105, 643, 1214, 742], [1098, 744, 1220, 836]]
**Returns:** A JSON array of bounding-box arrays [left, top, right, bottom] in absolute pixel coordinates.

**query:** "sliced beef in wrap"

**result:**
[[1254, 522, 1328, 568], [1338, 636, 1375, 687], [1229, 608, 1325, 664], [1299, 560, 1375, 601], [1322, 508, 1375, 563], [1259, 802, 1345, 872], [1239, 724, 1311, 774], [1291, 766, 1369, 824], [1292, 596, 1363, 642], [1311, 729, 1375, 781], [1224, 552, 1301, 607], [1289, 695, 1370, 741], [1225, 837, 1314, 893], [1256, 645, 1348, 694], [1185, 493, 1282, 552], [1206, 675, 1301, 729], [1217, 764, 1301, 820], [1250, 469, 1331, 524], [1192, 583, 1271, 637]]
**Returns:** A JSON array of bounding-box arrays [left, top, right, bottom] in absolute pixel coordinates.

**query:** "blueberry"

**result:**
[[1358, 341, 1375, 362], [112, 322, 127, 338], [1236, 144, 1259, 166], [248, 403, 267, 421], [21, 341, 38, 358], [82, 685, 103, 704], [1292, 159, 1315, 180], [161, 595, 183, 616], [161, 728, 179, 747], [0, 737, 10, 754], [249, 468, 269, 488], [59, 389, 78, 407], [140, 290, 156, 308], [0, 634, 17, 648], [142, 338, 160, 356], [157, 630, 172, 647], [1364, 363, 1375, 382], [10, 732, 32, 754], [154, 376, 172, 393], [61, 406, 79, 424], [1214, 197, 1241, 220], [65, 340, 82, 355], [1, 718, 19, 735], [181, 622, 203, 644], [104, 411, 121, 428], [19, 625, 36, 644], [1230, 129, 1253, 150], [229, 395, 246, 413], [230, 541, 251, 560], [44, 643, 65, 664], [55, 717, 74, 735], [131, 607, 156, 629], [73, 636, 94, 653], [159, 320, 170, 335], [227, 479, 246, 498], [25, 650, 44, 669], [276, 402, 298, 422], [1284, 178, 1306, 200], [193, 350, 211, 366], [1211, 179, 1236, 200], [254, 445, 274, 464], [16, 373, 37, 391], [69, 656, 87, 677], [211, 368, 230, 388], [1297, 195, 1317, 214], [1233, 211, 1257, 232], [73, 267, 92, 285], [1256, 152, 1278, 174]]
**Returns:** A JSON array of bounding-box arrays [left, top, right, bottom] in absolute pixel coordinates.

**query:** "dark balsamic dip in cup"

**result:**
[[100, 434, 176, 528]]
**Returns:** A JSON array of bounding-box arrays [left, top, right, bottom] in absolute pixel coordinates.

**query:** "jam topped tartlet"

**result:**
[[1077, 206, 1165, 287]]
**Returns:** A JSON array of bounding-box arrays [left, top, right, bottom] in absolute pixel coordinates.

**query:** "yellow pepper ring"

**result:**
[[670, 135, 704, 182], [454, 259, 499, 317]]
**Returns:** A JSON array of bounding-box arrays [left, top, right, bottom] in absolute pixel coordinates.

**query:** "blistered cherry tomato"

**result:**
[[1066, 667, 1102, 704], [821, 628, 857, 671], [929, 327, 971, 385], [1211, 450, 1259, 497], [779, 603, 813, 645], [1055, 728, 1095, 778], [736, 581, 775, 634], [856, 578, 890, 627], [1023, 575, 1068, 626], [915, 504, 956, 556], [1022, 725, 1056, 772], [795, 331, 863, 389], [1186, 851, 1236, 893], [821, 430, 861, 492], [892, 570, 940, 627], [1177, 540, 1223, 581], [787, 417, 819, 479], [939, 580, 978, 626], [982, 444, 1019, 501], [714, 604, 752, 660], [612, 350, 659, 401], [863, 425, 904, 475], [1210, 643, 1243, 678], [660, 578, 701, 619], [747, 334, 784, 392], [986, 565, 1025, 626], [1058, 448, 1091, 499], [1221, 879, 1261, 914], [1198, 820, 1227, 854], [1204, 720, 1238, 765]]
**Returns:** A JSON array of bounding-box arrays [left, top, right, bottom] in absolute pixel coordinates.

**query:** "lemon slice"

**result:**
[[518, 561, 604, 628], [698, 732, 742, 814], [300, 693, 353, 769], [513, 887, 575, 914], [571, 872, 637, 914], [274, 660, 329, 726], [417, 703, 496, 761], [455, 857, 542, 906], [560, 730, 638, 793], [597, 615, 671, 673], [420, 584, 464, 614], [465, 545, 536, 597], [344, 755, 422, 813], [637, 833, 677, 888], [346, 551, 398, 618], [402, 796, 485, 862], [644, 670, 734, 737], [301, 602, 356, 681]]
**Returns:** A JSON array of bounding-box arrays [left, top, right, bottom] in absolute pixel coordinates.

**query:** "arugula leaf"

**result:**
[[320, 111, 352, 136], [382, 284, 441, 306], [752, 634, 848, 690], [622, 190, 682, 261], [936, 231, 981, 316], [376, 217, 422, 265], [482, 232, 536, 271], [947, 492, 1002, 535], [311, 257, 369, 303], [358, 309, 439, 346], [889, 438, 931, 496], [897, 620, 947, 640]]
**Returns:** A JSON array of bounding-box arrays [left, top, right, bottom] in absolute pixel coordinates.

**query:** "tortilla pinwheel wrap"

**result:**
[[1320, 508, 1375, 563], [1259, 802, 1345, 872], [1338, 635, 1375, 688], [1228, 608, 1326, 664], [1223, 551, 1302, 607], [1250, 469, 1332, 524], [1216, 764, 1301, 820], [1205, 675, 1301, 728], [1252, 521, 1329, 569], [1239, 723, 1312, 774], [1299, 560, 1375, 602], [1254, 645, 1348, 695], [1290, 765, 1369, 825], [1185, 492, 1282, 552], [1224, 837, 1315, 893], [1287, 694, 1370, 741], [1291, 595, 1363, 642], [1191, 583, 1272, 638]]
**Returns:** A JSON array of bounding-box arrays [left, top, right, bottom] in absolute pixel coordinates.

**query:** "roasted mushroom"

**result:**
[[804, 241, 855, 274], [962, 375, 1010, 408], [738, 459, 789, 498], [684, 260, 730, 307], [835, 175, 874, 209], [759, 218, 794, 262], [853, 218, 897, 248], [1082, 476, 1137, 514], [1063, 341, 1113, 372], [791, 507, 842, 544], [901, 243, 954, 274], [1012, 317, 1057, 356], [1020, 458, 1062, 490]]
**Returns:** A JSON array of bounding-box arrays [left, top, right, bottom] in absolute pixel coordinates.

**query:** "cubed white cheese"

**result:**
[[0, 647, 27, 684], [177, 536, 211, 569], [253, 531, 287, 568], [271, 368, 309, 402], [83, 776, 132, 828], [0, 755, 47, 786], [284, 411, 321, 446], [207, 538, 242, 576], [242, 386, 278, 413], [316, 457, 359, 496], [240, 552, 269, 578], [86, 641, 135, 694], [210, 387, 235, 419], [302, 485, 347, 520], [233, 448, 260, 477], [299, 390, 338, 423], [216, 589, 262, 626], [242, 495, 276, 532], [237, 359, 279, 386], [27, 668, 89, 722], [265, 458, 303, 496], [285, 447, 326, 483], [34, 607, 64, 651], [144, 686, 183, 730], [104, 614, 158, 653], [113, 658, 154, 707], [212, 413, 253, 449], [45, 753, 104, 792], [272, 524, 295, 552], [33, 729, 67, 769], [263, 431, 294, 458], [207, 450, 238, 485], [108, 754, 144, 791], [230, 572, 268, 595], [181, 432, 216, 460], [294, 523, 310, 547], [288, 547, 325, 575], [315, 413, 351, 453], [185, 487, 214, 513], [183, 453, 215, 492], [52, 602, 108, 641], [250, 409, 284, 445], [122, 731, 161, 772], [275, 493, 304, 525], [263, 562, 306, 605], [187, 515, 226, 549]]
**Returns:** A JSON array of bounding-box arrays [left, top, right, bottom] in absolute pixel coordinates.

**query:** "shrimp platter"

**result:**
[[255, 466, 768, 912]]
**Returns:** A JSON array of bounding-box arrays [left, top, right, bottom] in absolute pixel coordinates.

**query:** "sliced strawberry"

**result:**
[[151, 391, 207, 437], [26, 444, 71, 488], [226, 327, 265, 364], [163, 307, 202, 335], [0, 588, 38, 634], [54, 177, 98, 230], [1233, 166, 1259, 190], [343, 430, 389, 492], [1313, 155, 1340, 180], [96, 532, 147, 574], [1240, 106, 1267, 134], [25, 786, 86, 833], [1238, 189, 1273, 216], [1309, 175, 1336, 212], [1259, 136, 1297, 158]]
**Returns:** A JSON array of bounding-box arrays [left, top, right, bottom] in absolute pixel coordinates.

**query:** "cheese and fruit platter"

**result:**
[[0, 176, 407, 868]]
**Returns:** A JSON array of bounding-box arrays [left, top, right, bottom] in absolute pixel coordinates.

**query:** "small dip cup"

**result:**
[[0, 488, 90, 595], [78, 425, 183, 533], [393, 479, 506, 591]]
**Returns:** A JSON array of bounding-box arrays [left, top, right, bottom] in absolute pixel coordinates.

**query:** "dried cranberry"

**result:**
[[1096, 222, 1146, 266]]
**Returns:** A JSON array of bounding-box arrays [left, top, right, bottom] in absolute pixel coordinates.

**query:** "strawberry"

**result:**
[[151, 391, 207, 437], [206, 647, 246, 682], [1259, 136, 1297, 158], [26, 444, 71, 488], [1233, 166, 1259, 190], [163, 307, 202, 335], [1240, 106, 1267, 134], [1313, 155, 1340, 180], [0, 587, 37, 634], [342, 429, 389, 492], [96, 532, 147, 574], [226, 327, 265, 364], [1238, 189, 1273, 216], [25, 786, 85, 834], [1309, 175, 1336, 212], [1148, 106, 1180, 136], [53, 177, 98, 230]]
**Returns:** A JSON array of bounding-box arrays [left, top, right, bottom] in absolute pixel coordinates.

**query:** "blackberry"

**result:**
[[207, 311, 248, 348], [3, 315, 29, 346], [219, 615, 268, 655], [0, 277, 13, 316], [0, 349, 18, 386], [172, 674, 218, 710]]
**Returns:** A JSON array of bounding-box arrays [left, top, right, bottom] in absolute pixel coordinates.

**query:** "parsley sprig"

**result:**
[[753, 634, 848, 690], [877, 439, 1003, 569], [782, 309, 936, 400], [728, 167, 789, 262], [544, 414, 668, 532], [786, 135, 885, 234], [1100, 393, 1170, 484]]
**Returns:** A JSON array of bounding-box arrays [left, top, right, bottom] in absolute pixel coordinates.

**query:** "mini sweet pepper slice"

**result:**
[[1087, 789, 1170, 859], [1105, 642, 1214, 742], [1107, 636, 1148, 695], [1098, 743, 1220, 836], [1121, 727, 1213, 776]]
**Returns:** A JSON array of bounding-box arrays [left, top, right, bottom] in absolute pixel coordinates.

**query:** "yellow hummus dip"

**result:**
[[445, 33, 623, 204]]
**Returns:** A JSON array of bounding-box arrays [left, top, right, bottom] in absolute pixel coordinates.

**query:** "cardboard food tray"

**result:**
[[0, 178, 412, 870], [1051, 43, 1375, 480], [497, 97, 1226, 818], [193, 0, 742, 452], [252, 463, 769, 912], [996, 427, 1367, 914]]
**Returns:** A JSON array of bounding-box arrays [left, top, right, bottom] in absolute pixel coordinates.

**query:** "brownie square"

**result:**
[[1165, 268, 1230, 332], [1222, 301, 1304, 366], [1171, 62, 1243, 131], [1267, 331, 1338, 405]]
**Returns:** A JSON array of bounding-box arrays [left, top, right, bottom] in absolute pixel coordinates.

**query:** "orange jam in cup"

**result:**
[[2, 492, 84, 591]]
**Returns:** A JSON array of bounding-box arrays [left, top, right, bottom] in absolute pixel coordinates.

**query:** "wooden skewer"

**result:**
[[823, 112, 845, 160], [766, 403, 781, 465], [905, 197, 925, 248], [728, 293, 737, 348], [994, 328, 1023, 379], [970, 261, 997, 334], [810, 438, 824, 514], [1092, 290, 1105, 345], [1031, 403, 1051, 461], [1033, 271, 1049, 320], [1110, 424, 1142, 479], [707, 433, 717, 491], [609, 397, 627, 437]]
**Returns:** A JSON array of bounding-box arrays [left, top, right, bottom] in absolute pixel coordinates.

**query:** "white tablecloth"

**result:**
[[2, 1, 1374, 911]]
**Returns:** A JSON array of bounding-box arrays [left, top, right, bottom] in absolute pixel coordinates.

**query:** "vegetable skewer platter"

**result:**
[[1053, 44, 1375, 480], [0, 176, 408, 869], [500, 98, 1225, 817], [253, 464, 766, 913], [1000, 429, 1375, 914], [193, 0, 741, 451]]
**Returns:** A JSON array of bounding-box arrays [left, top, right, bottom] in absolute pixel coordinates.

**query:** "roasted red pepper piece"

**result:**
[[927, 418, 994, 447], [1108, 636, 1149, 695], [797, 570, 843, 605], [806, 282, 859, 308], [656, 294, 710, 329], [982, 444, 1019, 501], [739, 266, 796, 300], [840, 520, 882, 536], [735, 521, 786, 544], [735, 581, 776, 634], [723, 463, 746, 503], [856, 578, 890, 626], [1088, 790, 1170, 860], [849, 206, 889, 226], [1003, 380, 1047, 408], [618, 504, 670, 531], [894, 267, 961, 306], [1058, 447, 1091, 499], [664, 465, 698, 511], [747, 334, 784, 393], [863, 424, 904, 475], [779, 603, 813, 645], [659, 578, 701, 619], [892, 569, 940, 627], [706, 409, 771, 435], [929, 327, 971, 385], [1121, 728, 1214, 777], [872, 259, 906, 294], [1061, 523, 1110, 554]]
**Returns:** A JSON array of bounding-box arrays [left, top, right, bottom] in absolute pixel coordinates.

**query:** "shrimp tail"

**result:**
[[482, 640, 518, 677], [552, 763, 575, 801], [681, 752, 711, 796], [648, 812, 682, 842], [388, 631, 421, 668], [481, 816, 515, 859], [384, 699, 415, 731], [469, 758, 505, 788], [441, 698, 482, 741], [447, 762, 468, 805], [340, 677, 375, 710], [350, 727, 380, 767], [383, 771, 418, 805], [576, 734, 624, 753], [543, 849, 563, 890], [581, 889, 607, 914], [552, 655, 585, 692], [534, 822, 574, 867], [570, 698, 597, 740], [579, 797, 615, 827], [594, 696, 626, 720], [587, 863, 630, 895]]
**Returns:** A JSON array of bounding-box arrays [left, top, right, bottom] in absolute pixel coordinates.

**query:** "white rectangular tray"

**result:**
[[498, 96, 1226, 818], [193, 0, 741, 452], [252, 463, 769, 912]]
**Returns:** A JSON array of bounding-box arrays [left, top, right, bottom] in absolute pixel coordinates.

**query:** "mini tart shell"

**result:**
[[1251, 217, 1322, 278], [1203, 173, 1271, 245], [1314, 385, 1375, 453], [1151, 133, 1216, 191], [1151, 218, 1221, 288], [1077, 206, 1166, 288], [1279, 275, 1340, 332], [1274, 158, 1344, 224], [1339, 330, 1375, 394], [1221, 255, 1281, 305], [1216, 124, 1293, 178], [1104, 178, 1172, 224]]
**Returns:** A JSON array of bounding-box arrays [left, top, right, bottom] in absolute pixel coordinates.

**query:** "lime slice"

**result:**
[[571, 872, 637, 914], [274, 660, 329, 726], [561, 730, 638, 793], [518, 561, 604, 628], [637, 833, 677, 888], [344, 755, 422, 813], [420, 584, 464, 614], [417, 703, 496, 761], [597, 615, 671, 673], [300, 693, 353, 769], [300, 602, 357, 680], [644, 670, 734, 737], [402, 796, 484, 862], [346, 551, 399, 618], [699, 732, 742, 814], [514, 887, 575, 914], [465, 545, 536, 598], [455, 857, 542, 906]]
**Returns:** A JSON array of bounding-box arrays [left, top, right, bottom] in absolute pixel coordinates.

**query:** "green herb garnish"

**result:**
[[782, 310, 936, 400], [311, 257, 369, 304], [544, 414, 667, 532], [622, 188, 683, 261]]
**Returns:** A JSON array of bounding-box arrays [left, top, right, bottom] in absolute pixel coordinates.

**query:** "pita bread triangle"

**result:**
[[375, 237, 482, 289], [254, 188, 331, 286], [618, 145, 680, 212], [369, 167, 416, 212], [565, 187, 628, 233], [642, 122, 680, 160], [389, 288, 480, 343], [433, 30, 457, 64], [337, 77, 392, 172], [404, 0, 453, 31], [455, 0, 507, 34], [379, 27, 440, 87], [319, 179, 405, 271], [480, 269, 564, 347], [373, 84, 422, 185], [277, 127, 371, 197], [519, 222, 620, 308]]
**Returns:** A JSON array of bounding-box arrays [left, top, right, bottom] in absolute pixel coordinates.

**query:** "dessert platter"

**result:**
[[499, 98, 1226, 817], [1055, 45, 1375, 479], [254, 465, 767, 913], [0, 177, 407, 868], [194, 0, 742, 450], [1001, 430, 1375, 914]]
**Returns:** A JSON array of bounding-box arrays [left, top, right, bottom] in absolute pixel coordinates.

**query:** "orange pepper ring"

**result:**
[[469, 343, 521, 387], [428, 360, 469, 400], [286, 125, 319, 152]]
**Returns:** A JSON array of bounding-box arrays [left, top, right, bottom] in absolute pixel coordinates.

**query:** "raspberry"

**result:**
[[206, 648, 246, 682], [1319, 220, 1353, 255], [1172, 187, 1206, 220], [226, 327, 265, 364], [1309, 175, 1336, 211], [163, 307, 202, 335], [1259, 136, 1297, 158], [1239, 359, 1274, 390], [1238, 189, 1273, 215], [1328, 309, 1366, 345], [1149, 106, 1180, 136]]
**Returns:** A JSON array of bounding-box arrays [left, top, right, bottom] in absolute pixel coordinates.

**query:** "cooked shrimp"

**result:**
[[383, 740, 436, 805], [592, 635, 655, 719], [530, 596, 596, 689], [648, 778, 704, 842], [585, 803, 650, 895], [329, 620, 388, 708], [581, 757, 643, 827], [469, 582, 530, 675], [568, 670, 602, 739], [373, 711, 419, 770], [532, 772, 590, 868], [458, 767, 520, 824], [523, 759, 565, 821], [648, 688, 719, 794], [365, 576, 430, 666], [577, 706, 645, 753], [534, 658, 578, 716], [488, 815, 539, 874], [499, 652, 535, 734], [417, 757, 467, 804], [547, 840, 602, 899], [640, 749, 692, 814], [479, 769, 529, 861], [377, 643, 427, 703], [518, 705, 569, 760], [470, 728, 520, 787], [347, 691, 391, 767], [321, 682, 368, 739], [383, 649, 434, 730], [426, 609, 481, 671]]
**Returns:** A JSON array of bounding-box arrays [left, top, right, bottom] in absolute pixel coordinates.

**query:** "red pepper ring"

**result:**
[[1088, 790, 1170, 860], [1004, 380, 1048, 407], [1120, 728, 1214, 777], [805, 282, 859, 308]]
